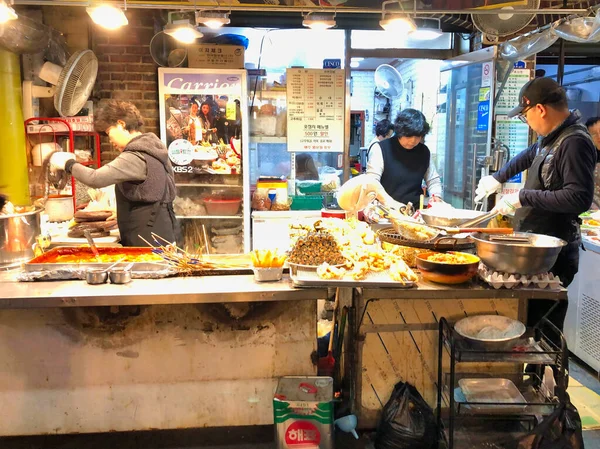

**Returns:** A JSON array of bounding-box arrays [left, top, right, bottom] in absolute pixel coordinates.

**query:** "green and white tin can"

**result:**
[[274, 376, 334, 449]]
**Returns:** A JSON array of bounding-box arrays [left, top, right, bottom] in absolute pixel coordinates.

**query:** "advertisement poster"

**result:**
[[286, 68, 345, 153], [158, 68, 245, 176]]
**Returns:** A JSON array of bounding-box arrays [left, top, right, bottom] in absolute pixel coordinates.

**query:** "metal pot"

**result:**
[[470, 232, 566, 275], [420, 208, 487, 228], [0, 207, 43, 267], [416, 251, 480, 284], [45, 195, 74, 222], [454, 315, 526, 350]]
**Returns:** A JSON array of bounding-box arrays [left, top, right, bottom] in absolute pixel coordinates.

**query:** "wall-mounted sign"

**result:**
[[477, 100, 490, 131], [323, 59, 341, 69], [286, 68, 345, 153]]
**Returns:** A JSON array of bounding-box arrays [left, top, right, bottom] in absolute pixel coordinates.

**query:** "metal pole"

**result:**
[[343, 29, 352, 184], [556, 0, 567, 85]]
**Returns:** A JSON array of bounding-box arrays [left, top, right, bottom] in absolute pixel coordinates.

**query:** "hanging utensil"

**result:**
[[83, 229, 101, 261], [318, 288, 339, 377]]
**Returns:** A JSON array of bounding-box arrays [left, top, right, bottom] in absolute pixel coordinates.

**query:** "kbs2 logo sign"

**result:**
[[285, 421, 321, 447]]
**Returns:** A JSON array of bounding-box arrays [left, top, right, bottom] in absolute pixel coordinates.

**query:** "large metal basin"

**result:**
[[420, 208, 487, 227], [0, 207, 43, 267], [471, 231, 566, 275]]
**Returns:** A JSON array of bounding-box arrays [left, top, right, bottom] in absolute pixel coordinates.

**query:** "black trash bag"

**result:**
[[516, 393, 584, 449], [375, 381, 438, 449]]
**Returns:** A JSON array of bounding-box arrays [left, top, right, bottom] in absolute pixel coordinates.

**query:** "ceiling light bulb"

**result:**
[[86, 5, 128, 30], [302, 13, 336, 30], [350, 61, 360, 68], [380, 14, 416, 34], [164, 22, 204, 44], [196, 11, 230, 29], [0, 1, 17, 24]]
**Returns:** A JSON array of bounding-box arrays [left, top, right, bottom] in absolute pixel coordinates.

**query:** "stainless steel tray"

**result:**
[[24, 260, 169, 273], [290, 266, 416, 288], [24, 246, 169, 273]]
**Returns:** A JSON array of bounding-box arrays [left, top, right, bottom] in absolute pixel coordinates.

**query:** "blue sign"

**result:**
[[477, 100, 490, 132], [323, 59, 341, 69], [508, 173, 522, 183], [514, 61, 526, 69]]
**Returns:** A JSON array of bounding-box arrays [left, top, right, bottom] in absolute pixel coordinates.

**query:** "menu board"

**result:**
[[495, 115, 530, 158], [495, 68, 531, 115], [286, 68, 345, 153]]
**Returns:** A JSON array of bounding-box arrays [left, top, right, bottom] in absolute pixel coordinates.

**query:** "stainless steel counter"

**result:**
[[0, 269, 566, 309], [0, 272, 329, 309], [361, 279, 568, 300]]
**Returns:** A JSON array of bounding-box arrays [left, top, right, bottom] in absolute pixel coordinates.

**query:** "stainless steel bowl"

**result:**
[[420, 208, 487, 227], [0, 207, 43, 267], [86, 269, 108, 285], [454, 315, 526, 350], [109, 269, 132, 284], [471, 232, 566, 275]]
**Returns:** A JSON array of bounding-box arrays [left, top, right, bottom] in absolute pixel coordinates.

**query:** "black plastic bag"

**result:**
[[517, 393, 584, 449], [375, 381, 438, 449]]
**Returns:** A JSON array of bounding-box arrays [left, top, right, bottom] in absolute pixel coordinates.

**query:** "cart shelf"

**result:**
[[437, 317, 569, 449]]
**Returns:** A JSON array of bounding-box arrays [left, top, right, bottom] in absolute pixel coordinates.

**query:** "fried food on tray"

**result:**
[[381, 241, 426, 268], [389, 259, 419, 284], [250, 249, 287, 268], [390, 217, 439, 241], [317, 262, 346, 280], [288, 232, 346, 266]]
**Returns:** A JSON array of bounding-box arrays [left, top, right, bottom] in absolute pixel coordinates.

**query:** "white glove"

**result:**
[[49, 152, 76, 172], [493, 192, 522, 216], [474, 176, 501, 202]]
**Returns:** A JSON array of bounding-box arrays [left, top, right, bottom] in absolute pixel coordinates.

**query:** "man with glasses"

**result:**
[[585, 117, 600, 208], [475, 77, 596, 331]]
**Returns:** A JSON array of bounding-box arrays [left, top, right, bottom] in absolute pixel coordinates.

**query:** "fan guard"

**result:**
[[471, 0, 541, 37], [374, 64, 404, 99], [55, 49, 98, 117]]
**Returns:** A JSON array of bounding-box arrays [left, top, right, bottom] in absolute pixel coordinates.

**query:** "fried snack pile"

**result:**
[[381, 242, 427, 268], [289, 217, 417, 283], [250, 249, 287, 268], [288, 232, 346, 266]]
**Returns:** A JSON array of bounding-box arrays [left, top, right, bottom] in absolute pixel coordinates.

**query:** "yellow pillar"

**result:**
[[0, 48, 30, 206]]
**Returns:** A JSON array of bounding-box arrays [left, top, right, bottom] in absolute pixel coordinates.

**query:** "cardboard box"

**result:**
[[187, 44, 245, 69]]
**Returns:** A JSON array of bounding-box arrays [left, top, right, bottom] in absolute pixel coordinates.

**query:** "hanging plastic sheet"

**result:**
[[0, 14, 50, 54], [554, 15, 600, 43], [499, 27, 559, 62]]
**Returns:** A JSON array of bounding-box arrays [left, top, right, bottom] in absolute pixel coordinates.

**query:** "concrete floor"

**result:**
[[0, 358, 598, 449]]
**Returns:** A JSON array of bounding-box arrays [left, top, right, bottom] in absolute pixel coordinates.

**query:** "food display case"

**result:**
[[158, 68, 250, 254]]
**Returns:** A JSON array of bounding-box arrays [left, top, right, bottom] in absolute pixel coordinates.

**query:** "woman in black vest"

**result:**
[[49, 100, 178, 247], [366, 109, 443, 209]]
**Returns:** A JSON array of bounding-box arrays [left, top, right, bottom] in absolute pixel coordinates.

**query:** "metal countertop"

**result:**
[[0, 273, 567, 309], [0, 273, 329, 309]]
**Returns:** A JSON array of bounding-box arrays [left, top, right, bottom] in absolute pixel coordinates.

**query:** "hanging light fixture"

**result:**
[[379, 0, 416, 34], [195, 10, 230, 29], [0, 0, 18, 24], [86, 2, 128, 30], [302, 12, 336, 30], [164, 12, 203, 44], [411, 18, 443, 40]]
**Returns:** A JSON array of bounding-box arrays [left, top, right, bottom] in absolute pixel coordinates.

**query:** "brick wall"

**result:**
[[350, 71, 376, 144], [91, 9, 161, 164]]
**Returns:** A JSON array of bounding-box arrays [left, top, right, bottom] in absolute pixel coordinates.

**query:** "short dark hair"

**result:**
[[586, 117, 600, 128], [375, 119, 393, 138], [393, 108, 430, 138], [94, 100, 144, 133]]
